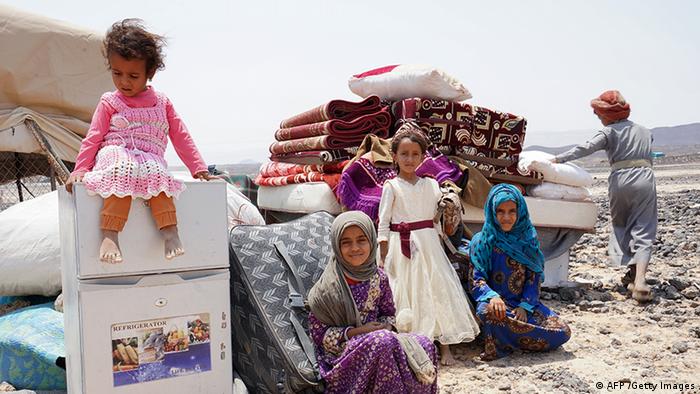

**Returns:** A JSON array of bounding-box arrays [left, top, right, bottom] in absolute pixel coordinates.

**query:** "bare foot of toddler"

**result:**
[[100, 230, 123, 263], [439, 344, 456, 366], [161, 225, 185, 260]]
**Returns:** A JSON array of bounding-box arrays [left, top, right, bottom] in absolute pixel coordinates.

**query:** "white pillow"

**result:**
[[527, 182, 592, 202], [348, 64, 472, 102], [518, 151, 593, 187], [0, 192, 61, 296]]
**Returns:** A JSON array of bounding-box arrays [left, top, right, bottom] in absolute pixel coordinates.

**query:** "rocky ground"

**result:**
[[439, 163, 700, 393]]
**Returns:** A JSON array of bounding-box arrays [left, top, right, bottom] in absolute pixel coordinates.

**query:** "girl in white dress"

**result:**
[[378, 122, 480, 365]]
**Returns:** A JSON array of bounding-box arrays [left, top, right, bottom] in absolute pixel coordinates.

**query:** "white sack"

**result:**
[[527, 182, 592, 202], [348, 64, 472, 102], [226, 183, 265, 228], [518, 150, 593, 187], [0, 191, 61, 296]]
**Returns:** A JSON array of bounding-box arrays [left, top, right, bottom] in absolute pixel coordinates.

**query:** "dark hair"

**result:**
[[103, 19, 166, 78], [391, 121, 429, 154]]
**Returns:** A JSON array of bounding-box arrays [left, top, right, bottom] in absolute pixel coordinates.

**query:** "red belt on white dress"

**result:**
[[390, 220, 434, 258]]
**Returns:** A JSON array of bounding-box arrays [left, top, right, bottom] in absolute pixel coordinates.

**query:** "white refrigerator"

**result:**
[[59, 181, 232, 394]]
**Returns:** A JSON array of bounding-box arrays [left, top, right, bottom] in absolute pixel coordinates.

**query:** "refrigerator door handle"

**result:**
[[135, 273, 186, 287]]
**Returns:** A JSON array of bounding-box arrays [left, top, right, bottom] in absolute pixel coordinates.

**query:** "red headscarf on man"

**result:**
[[590, 90, 631, 125]]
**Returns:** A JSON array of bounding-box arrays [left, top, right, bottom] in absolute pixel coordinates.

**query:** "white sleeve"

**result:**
[[377, 182, 394, 242], [430, 178, 442, 210], [429, 178, 444, 236]]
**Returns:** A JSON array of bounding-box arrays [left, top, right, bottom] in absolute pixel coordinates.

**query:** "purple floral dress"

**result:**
[[308, 269, 438, 393]]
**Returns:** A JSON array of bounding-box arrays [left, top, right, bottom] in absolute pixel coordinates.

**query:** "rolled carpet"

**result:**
[[270, 149, 357, 165], [254, 172, 342, 189], [269, 125, 391, 155], [275, 109, 392, 141], [279, 95, 383, 128], [258, 161, 348, 178]]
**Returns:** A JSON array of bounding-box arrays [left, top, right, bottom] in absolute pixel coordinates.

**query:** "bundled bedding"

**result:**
[[518, 150, 593, 201]]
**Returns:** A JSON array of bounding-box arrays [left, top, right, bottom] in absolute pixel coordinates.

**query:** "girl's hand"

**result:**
[[347, 322, 386, 339], [513, 307, 528, 322], [379, 241, 388, 268], [487, 297, 507, 321], [65, 172, 85, 194], [193, 171, 218, 181]]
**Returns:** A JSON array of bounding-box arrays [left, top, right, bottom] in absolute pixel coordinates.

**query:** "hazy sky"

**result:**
[[4, 0, 700, 164]]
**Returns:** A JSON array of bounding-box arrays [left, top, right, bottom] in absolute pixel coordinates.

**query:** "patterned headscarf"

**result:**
[[590, 90, 630, 125], [469, 184, 545, 278]]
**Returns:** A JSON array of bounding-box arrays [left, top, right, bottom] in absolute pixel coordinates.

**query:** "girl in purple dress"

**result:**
[[308, 211, 438, 393]]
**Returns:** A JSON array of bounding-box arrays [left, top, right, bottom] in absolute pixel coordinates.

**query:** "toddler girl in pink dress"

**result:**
[[66, 19, 215, 263]]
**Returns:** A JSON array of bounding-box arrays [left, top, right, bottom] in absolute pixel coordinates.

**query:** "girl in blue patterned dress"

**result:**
[[469, 184, 571, 360]]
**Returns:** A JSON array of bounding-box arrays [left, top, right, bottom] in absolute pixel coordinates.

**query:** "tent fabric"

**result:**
[[0, 108, 85, 164], [0, 5, 112, 185], [0, 5, 112, 125]]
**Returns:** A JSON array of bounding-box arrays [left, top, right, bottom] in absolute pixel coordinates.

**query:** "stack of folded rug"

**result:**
[[268, 95, 391, 164], [391, 98, 542, 186], [253, 161, 348, 189], [256, 96, 393, 216], [259, 95, 393, 189]]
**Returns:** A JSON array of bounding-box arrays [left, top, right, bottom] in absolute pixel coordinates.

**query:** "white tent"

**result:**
[[0, 4, 112, 187]]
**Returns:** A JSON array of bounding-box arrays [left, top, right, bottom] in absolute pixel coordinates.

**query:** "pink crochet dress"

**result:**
[[78, 89, 202, 199]]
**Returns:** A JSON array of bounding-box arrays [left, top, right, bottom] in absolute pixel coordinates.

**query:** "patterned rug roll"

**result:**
[[269, 119, 391, 154], [275, 110, 391, 141], [258, 161, 348, 178], [279, 95, 383, 128], [270, 149, 357, 165]]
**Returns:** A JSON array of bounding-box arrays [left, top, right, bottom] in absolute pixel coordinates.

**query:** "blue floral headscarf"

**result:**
[[469, 184, 545, 277]]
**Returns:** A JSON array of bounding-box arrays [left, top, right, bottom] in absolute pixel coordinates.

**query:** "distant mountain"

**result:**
[[525, 123, 700, 154], [650, 122, 700, 146]]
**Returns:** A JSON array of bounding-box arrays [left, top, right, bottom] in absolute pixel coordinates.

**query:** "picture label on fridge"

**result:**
[[110, 313, 212, 386]]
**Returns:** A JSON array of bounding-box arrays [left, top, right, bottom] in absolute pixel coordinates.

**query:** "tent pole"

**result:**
[[25, 119, 70, 183], [49, 164, 57, 191], [14, 152, 23, 202]]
